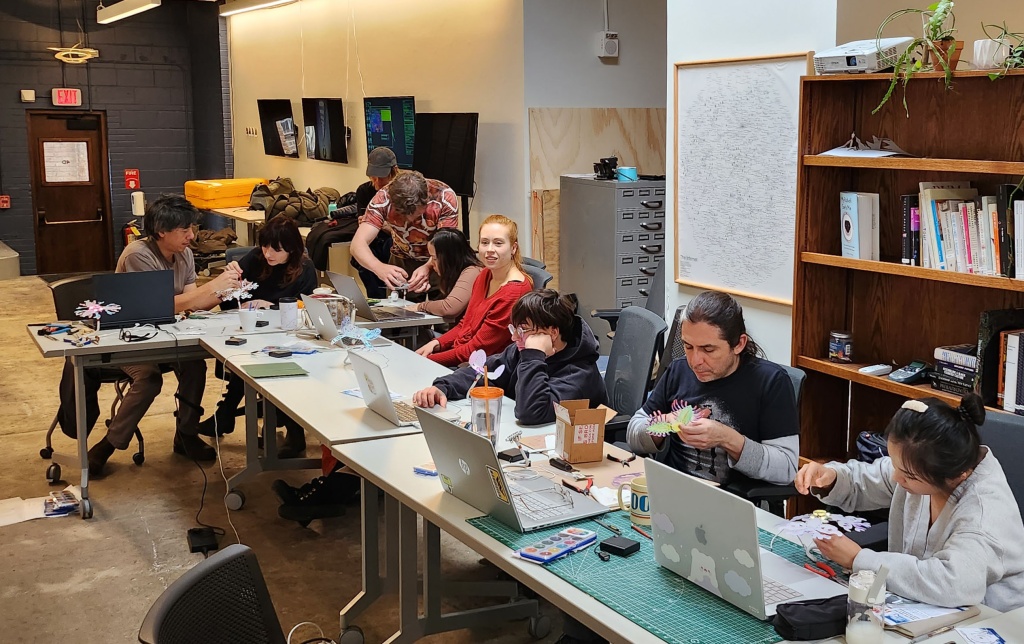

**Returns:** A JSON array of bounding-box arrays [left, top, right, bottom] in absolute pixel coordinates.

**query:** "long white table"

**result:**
[[331, 434, 1006, 644]]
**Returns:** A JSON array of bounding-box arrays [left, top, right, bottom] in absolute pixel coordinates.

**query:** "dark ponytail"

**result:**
[[885, 393, 985, 493], [683, 290, 764, 361]]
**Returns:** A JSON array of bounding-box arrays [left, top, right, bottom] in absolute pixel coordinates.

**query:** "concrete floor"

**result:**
[[0, 276, 566, 644]]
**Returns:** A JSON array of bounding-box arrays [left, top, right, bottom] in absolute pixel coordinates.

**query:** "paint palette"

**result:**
[[518, 527, 597, 564]]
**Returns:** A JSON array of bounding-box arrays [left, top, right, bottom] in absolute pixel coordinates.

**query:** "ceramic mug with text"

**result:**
[[617, 476, 650, 525]]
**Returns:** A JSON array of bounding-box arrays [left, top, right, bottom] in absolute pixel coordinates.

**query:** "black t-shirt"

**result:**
[[642, 356, 798, 483], [355, 181, 378, 216], [221, 248, 317, 309]]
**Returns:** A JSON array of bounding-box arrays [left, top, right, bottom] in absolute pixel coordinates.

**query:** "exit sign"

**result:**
[[52, 88, 82, 107]]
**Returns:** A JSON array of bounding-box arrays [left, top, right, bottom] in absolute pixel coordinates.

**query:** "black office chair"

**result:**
[[41, 275, 145, 481], [138, 544, 286, 644], [225, 245, 253, 264], [522, 264, 553, 290], [603, 307, 668, 444], [522, 256, 546, 269], [721, 364, 805, 517], [592, 260, 665, 336]]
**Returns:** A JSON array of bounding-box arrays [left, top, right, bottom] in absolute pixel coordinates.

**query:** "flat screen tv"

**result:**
[[363, 96, 415, 168], [301, 98, 348, 163], [413, 112, 479, 197], [257, 99, 299, 158]]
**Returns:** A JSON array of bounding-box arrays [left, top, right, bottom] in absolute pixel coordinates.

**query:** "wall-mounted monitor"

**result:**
[[363, 96, 415, 168], [413, 112, 479, 197], [257, 99, 299, 158], [301, 98, 348, 164]]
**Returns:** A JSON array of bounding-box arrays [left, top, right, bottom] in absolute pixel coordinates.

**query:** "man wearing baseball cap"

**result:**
[[351, 147, 459, 297]]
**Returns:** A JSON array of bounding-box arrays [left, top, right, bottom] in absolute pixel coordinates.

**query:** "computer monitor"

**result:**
[[363, 96, 415, 168], [257, 99, 299, 158], [413, 112, 479, 197], [301, 98, 349, 164]]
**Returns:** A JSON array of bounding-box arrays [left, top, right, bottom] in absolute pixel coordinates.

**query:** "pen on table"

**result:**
[[906, 624, 955, 644], [593, 518, 621, 535], [631, 524, 653, 540]]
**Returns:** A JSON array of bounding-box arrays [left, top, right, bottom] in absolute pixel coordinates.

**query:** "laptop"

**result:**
[[302, 295, 393, 348], [645, 459, 845, 620], [417, 408, 609, 532], [91, 270, 175, 329], [327, 272, 425, 322], [348, 350, 455, 426]]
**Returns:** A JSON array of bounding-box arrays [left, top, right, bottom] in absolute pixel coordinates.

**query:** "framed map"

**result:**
[[674, 53, 809, 305]]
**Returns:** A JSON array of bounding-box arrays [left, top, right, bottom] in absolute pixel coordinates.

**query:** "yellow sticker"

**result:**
[[440, 474, 454, 494], [486, 465, 510, 505]]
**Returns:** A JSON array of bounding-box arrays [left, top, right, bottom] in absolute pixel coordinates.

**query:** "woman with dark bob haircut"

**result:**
[[796, 393, 1024, 611], [406, 228, 482, 323], [197, 215, 317, 457]]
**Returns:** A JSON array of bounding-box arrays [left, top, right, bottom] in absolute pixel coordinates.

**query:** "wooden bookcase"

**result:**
[[792, 69, 1024, 464]]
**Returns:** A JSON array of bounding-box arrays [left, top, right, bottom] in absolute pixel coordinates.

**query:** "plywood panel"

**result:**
[[528, 108, 666, 190], [529, 189, 561, 289]]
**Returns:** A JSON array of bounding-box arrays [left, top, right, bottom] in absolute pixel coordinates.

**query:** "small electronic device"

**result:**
[[255, 320, 269, 327], [599, 535, 640, 557], [498, 447, 525, 463], [517, 527, 597, 564], [187, 527, 219, 555], [225, 336, 247, 346], [268, 349, 292, 358], [548, 456, 574, 472], [857, 364, 892, 376], [813, 38, 915, 74], [889, 360, 930, 384], [597, 551, 611, 562]]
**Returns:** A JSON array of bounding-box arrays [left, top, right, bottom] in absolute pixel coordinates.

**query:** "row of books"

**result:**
[[1002, 332, 1024, 415], [900, 182, 1024, 276], [930, 344, 977, 397]]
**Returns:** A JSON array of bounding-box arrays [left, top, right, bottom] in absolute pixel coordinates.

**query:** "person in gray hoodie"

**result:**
[[796, 394, 1024, 612], [413, 289, 607, 424]]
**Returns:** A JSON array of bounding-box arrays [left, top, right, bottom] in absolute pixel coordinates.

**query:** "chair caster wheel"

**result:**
[[132, 453, 145, 466], [81, 499, 93, 519], [40, 447, 53, 459], [527, 614, 551, 639], [46, 463, 62, 484], [225, 490, 245, 511], [339, 625, 364, 644]]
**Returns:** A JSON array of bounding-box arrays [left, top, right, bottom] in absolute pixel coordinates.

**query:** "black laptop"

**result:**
[[90, 270, 176, 329]]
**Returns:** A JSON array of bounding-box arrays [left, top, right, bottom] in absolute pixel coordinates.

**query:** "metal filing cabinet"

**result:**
[[559, 174, 666, 354]]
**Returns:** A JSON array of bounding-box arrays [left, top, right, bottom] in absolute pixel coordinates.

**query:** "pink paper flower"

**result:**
[[75, 300, 121, 319]]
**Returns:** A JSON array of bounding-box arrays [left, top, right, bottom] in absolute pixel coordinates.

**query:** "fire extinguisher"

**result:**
[[123, 219, 142, 245]]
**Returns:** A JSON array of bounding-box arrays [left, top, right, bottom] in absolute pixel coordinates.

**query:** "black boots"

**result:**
[[87, 437, 116, 478], [272, 472, 361, 527], [172, 430, 217, 461]]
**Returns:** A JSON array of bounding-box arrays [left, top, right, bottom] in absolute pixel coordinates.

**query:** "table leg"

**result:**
[[72, 356, 93, 519], [339, 478, 385, 629]]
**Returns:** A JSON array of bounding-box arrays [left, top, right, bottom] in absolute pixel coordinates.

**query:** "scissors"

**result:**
[[804, 561, 848, 586]]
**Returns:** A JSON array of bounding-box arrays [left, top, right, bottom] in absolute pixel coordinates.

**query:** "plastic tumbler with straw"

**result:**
[[468, 366, 503, 446]]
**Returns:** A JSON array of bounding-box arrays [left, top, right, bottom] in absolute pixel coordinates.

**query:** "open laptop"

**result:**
[[327, 272, 425, 322], [645, 459, 845, 620], [348, 350, 457, 426], [91, 270, 175, 329], [302, 295, 393, 348], [418, 408, 609, 532]]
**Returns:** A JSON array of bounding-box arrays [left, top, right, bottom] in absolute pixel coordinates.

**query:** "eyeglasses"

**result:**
[[119, 325, 158, 343], [508, 324, 538, 338]]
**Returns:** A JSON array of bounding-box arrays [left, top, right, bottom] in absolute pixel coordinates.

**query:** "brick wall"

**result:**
[[0, 0, 231, 275]]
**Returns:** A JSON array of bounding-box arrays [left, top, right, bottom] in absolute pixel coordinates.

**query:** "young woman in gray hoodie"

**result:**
[[795, 394, 1024, 612]]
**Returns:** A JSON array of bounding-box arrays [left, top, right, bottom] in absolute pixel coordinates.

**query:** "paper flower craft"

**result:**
[[644, 400, 710, 435], [330, 316, 382, 350], [216, 279, 258, 303], [468, 349, 504, 387], [75, 300, 121, 320], [778, 509, 871, 541]]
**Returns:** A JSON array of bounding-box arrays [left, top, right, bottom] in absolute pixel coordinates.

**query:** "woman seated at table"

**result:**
[[795, 393, 1024, 611], [412, 289, 607, 425], [197, 215, 317, 458], [413, 214, 532, 367], [405, 228, 482, 325]]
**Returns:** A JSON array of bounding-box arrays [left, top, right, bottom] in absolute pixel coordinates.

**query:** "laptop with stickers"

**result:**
[[417, 408, 608, 532], [645, 459, 845, 620], [327, 272, 425, 322]]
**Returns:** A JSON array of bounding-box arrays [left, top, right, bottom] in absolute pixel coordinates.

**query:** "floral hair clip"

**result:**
[[901, 400, 928, 413]]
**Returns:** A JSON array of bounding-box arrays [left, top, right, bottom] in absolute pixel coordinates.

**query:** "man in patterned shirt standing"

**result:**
[[350, 167, 459, 299]]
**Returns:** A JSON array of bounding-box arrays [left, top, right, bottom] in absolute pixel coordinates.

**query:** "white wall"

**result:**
[[524, 0, 667, 108], [664, 1, 837, 364], [227, 0, 525, 237]]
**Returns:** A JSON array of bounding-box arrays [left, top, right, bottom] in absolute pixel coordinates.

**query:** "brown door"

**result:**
[[27, 111, 114, 274]]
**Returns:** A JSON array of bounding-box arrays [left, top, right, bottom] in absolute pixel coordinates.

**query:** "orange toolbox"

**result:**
[[184, 178, 267, 209]]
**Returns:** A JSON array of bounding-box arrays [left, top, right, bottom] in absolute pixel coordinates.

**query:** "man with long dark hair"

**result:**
[[626, 290, 799, 485]]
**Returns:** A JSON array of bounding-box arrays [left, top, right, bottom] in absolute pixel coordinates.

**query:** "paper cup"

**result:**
[[239, 308, 258, 332]]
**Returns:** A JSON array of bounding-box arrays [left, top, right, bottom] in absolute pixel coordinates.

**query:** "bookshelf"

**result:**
[[792, 70, 1024, 466]]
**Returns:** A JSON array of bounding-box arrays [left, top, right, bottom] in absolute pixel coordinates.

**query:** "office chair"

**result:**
[[225, 245, 254, 264], [603, 307, 668, 444], [522, 264, 553, 290], [592, 260, 665, 336], [522, 256, 546, 269], [40, 275, 145, 482], [138, 544, 286, 644]]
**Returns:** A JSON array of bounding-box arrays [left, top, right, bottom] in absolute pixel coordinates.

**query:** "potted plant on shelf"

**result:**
[[874, 0, 961, 115]]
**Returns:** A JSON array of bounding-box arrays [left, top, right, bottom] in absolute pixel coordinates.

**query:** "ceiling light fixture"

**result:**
[[96, 0, 162, 25], [48, 44, 101, 64], [219, 0, 298, 18]]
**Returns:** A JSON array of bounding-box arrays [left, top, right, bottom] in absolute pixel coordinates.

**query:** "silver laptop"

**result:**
[[347, 350, 458, 428], [417, 408, 609, 532], [302, 295, 393, 347], [645, 459, 845, 620], [327, 272, 425, 322]]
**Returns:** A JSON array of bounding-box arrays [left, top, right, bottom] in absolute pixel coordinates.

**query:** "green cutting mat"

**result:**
[[467, 511, 812, 644]]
